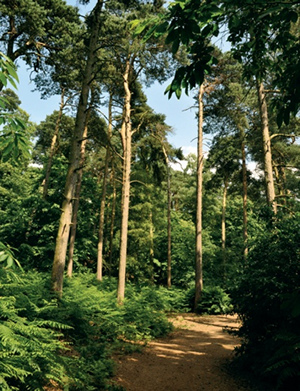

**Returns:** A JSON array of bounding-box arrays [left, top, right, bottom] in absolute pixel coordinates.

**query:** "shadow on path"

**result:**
[[112, 314, 253, 391]]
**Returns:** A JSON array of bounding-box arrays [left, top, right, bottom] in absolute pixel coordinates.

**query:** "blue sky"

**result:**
[[16, 64, 199, 154], [14, 0, 199, 155]]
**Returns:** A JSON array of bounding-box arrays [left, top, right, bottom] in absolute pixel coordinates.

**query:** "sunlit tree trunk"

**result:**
[[166, 161, 172, 288], [51, 0, 103, 296], [256, 80, 277, 213], [67, 108, 90, 277], [108, 166, 117, 276], [194, 84, 204, 310], [161, 144, 172, 288], [43, 88, 66, 199], [149, 209, 155, 284], [221, 177, 228, 282], [97, 94, 113, 281], [117, 58, 132, 304], [274, 162, 288, 206]]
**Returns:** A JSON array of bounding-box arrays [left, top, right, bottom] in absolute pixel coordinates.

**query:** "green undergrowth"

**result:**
[[0, 271, 176, 390], [0, 269, 235, 390], [231, 213, 300, 390], [185, 285, 233, 314]]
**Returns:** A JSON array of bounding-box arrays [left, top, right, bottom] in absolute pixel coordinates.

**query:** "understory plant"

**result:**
[[231, 212, 300, 390], [186, 285, 233, 314], [0, 270, 69, 391], [0, 271, 176, 390]]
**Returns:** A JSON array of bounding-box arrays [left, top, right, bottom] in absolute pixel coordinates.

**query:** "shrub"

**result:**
[[231, 212, 300, 390], [186, 285, 233, 314]]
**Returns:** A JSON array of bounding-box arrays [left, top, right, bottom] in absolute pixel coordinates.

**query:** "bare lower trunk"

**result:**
[[51, 0, 103, 296], [166, 165, 172, 288], [256, 81, 277, 213], [97, 94, 113, 281], [117, 59, 132, 304], [67, 109, 90, 277], [241, 131, 248, 260], [43, 88, 65, 199], [149, 210, 154, 284], [161, 144, 172, 288], [274, 164, 288, 205], [96, 152, 109, 281], [194, 84, 204, 310], [108, 168, 117, 276], [221, 178, 228, 282]]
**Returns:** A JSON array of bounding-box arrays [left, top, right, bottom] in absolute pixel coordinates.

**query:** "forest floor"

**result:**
[[111, 314, 257, 391]]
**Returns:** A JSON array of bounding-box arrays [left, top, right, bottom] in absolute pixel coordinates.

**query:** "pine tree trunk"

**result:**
[[97, 94, 113, 281], [256, 80, 277, 213], [43, 88, 65, 199], [117, 58, 132, 304], [161, 144, 172, 288], [108, 167, 117, 276], [67, 109, 90, 278], [194, 84, 204, 310], [241, 130, 248, 259], [222, 178, 228, 282], [51, 0, 103, 296], [166, 163, 172, 288], [149, 210, 155, 284]]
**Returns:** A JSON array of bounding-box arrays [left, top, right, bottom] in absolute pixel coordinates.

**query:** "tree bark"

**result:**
[[221, 178, 228, 282], [241, 129, 248, 259], [108, 166, 117, 276], [163, 146, 172, 289], [149, 209, 155, 284], [66, 108, 90, 278], [117, 58, 132, 304], [194, 84, 204, 310], [43, 88, 66, 199], [97, 93, 113, 281], [256, 80, 277, 213], [51, 0, 103, 296]]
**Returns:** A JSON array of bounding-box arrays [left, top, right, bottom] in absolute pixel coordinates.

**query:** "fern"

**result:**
[[0, 277, 68, 390], [0, 271, 184, 390]]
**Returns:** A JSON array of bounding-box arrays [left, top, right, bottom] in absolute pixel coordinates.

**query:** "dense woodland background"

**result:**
[[0, 0, 299, 390]]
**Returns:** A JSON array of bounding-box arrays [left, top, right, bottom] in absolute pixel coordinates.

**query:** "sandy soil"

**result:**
[[112, 314, 253, 391]]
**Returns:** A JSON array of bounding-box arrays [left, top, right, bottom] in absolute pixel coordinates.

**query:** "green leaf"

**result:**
[[2, 142, 14, 157], [164, 84, 172, 94], [6, 256, 13, 268], [172, 38, 180, 54], [0, 251, 8, 263], [143, 24, 158, 41], [277, 111, 283, 128], [14, 118, 26, 129], [6, 76, 17, 90], [130, 19, 141, 30], [165, 26, 178, 45], [134, 20, 149, 35], [5, 63, 19, 83], [155, 21, 169, 34], [201, 24, 213, 38], [283, 108, 290, 126], [287, 10, 298, 23], [175, 87, 182, 99], [0, 72, 8, 86]]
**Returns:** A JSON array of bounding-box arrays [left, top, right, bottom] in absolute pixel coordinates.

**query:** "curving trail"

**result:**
[[112, 314, 254, 391]]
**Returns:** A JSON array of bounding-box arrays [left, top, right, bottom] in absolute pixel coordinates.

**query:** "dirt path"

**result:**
[[112, 314, 253, 391]]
